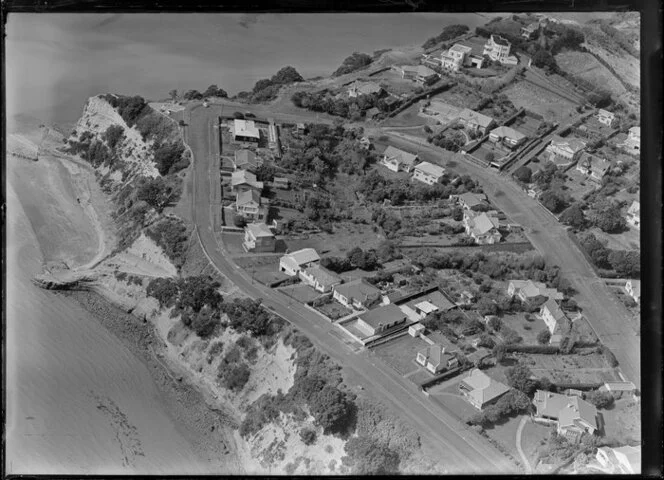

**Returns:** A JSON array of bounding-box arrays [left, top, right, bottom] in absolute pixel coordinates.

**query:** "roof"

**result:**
[[602, 381, 636, 392], [410, 323, 425, 332], [597, 108, 615, 118], [458, 108, 495, 128], [358, 303, 406, 329], [414, 161, 445, 178], [414, 300, 438, 314], [414, 65, 437, 77], [284, 248, 320, 266], [548, 135, 586, 153], [303, 265, 341, 288], [579, 152, 611, 175], [365, 107, 381, 118], [334, 278, 381, 302], [408, 290, 455, 312], [629, 126, 640, 136], [490, 34, 510, 47], [449, 43, 473, 54], [458, 192, 488, 208], [627, 200, 640, 215], [627, 279, 641, 297], [231, 170, 264, 189], [558, 395, 597, 430], [234, 149, 260, 168], [383, 145, 418, 167], [466, 210, 500, 235], [236, 189, 261, 206], [541, 298, 567, 322], [233, 119, 260, 139], [523, 23, 538, 32], [245, 222, 273, 238], [490, 125, 526, 141], [461, 369, 511, 405], [351, 82, 383, 95], [273, 176, 290, 184], [533, 390, 571, 418], [418, 344, 454, 368], [511, 280, 562, 300]]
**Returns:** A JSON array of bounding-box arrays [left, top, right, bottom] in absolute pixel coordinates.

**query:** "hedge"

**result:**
[[504, 344, 560, 354]]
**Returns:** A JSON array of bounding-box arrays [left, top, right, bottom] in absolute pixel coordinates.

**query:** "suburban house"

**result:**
[[508, 280, 564, 303], [489, 125, 527, 149], [348, 81, 384, 98], [400, 290, 456, 320], [355, 303, 408, 337], [333, 279, 382, 310], [408, 323, 426, 337], [521, 22, 539, 39], [416, 344, 459, 374], [545, 135, 587, 165], [272, 176, 290, 190], [299, 265, 343, 293], [231, 169, 264, 194], [576, 152, 611, 182], [624, 279, 641, 302], [243, 222, 275, 253], [620, 126, 640, 154], [483, 34, 518, 64], [539, 299, 570, 345], [235, 190, 267, 221], [532, 390, 598, 437], [441, 43, 473, 72], [381, 145, 419, 173], [233, 149, 263, 171], [279, 248, 320, 276], [456, 192, 488, 210], [393, 65, 439, 85], [596, 445, 641, 474], [458, 369, 511, 410], [463, 210, 501, 244], [412, 161, 446, 185], [232, 119, 261, 143], [595, 109, 617, 127], [457, 108, 496, 135], [626, 200, 640, 229]]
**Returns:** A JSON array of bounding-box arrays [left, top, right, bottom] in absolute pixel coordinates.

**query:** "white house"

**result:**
[[279, 248, 320, 276], [381, 145, 419, 173], [458, 369, 510, 410], [394, 65, 439, 85], [412, 161, 445, 185], [539, 298, 570, 344], [441, 44, 473, 72], [532, 390, 598, 437], [620, 126, 640, 154], [456, 192, 488, 210], [483, 34, 517, 64], [416, 344, 459, 374], [508, 280, 563, 302], [408, 323, 426, 337], [545, 135, 587, 165], [333, 279, 381, 310], [626, 200, 640, 229], [463, 210, 501, 244], [457, 108, 496, 135], [521, 23, 539, 39], [489, 125, 527, 149], [235, 190, 267, 221], [595, 109, 617, 127], [232, 119, 260, 143], [625, 279, 641, 302], [243, 222, 275, 253], [299, 265, 342, 293]]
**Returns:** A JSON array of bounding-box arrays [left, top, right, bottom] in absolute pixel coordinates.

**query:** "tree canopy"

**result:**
[[333, 52, 373, 77]]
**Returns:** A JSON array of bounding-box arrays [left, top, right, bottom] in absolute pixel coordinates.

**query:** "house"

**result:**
[[235, 190, 267, 221], [576, 152, 611, 182], [596, 445, 641, 474], [595, 109, 617, 127], [463, 210, 501, 244], [233, 149, 263, 171], [508, 280, 564, 303], [539, 299, 569, 344], [243, 223, 275, 253], [365, 107, 381, 120], [406, 290, 456, 318], [355, 303, 408, 337], [521, 23, 539, 39], [441, 44, 472, 72], [333, 279, 382, 310], [394, 65, 438, 85], [458, 369, 511, 410], [456, 192, 488, 210], [483, 34, 518, 64], [489, 125, 527, 149], [626, 201, 640, 229], [416, 344, 458, 374], [231, 169, 264, 194], [412, 161, 446, 185], [272, 176, 290, 190], [620, 126, 640, 153], [296, 123, 307, 134], [532, 390, 598, 437], [381, 145, 419, 173], [299, 265, 343, 293], [457, 108, 496, 135], [409, 323, 425, 337], [279, 248, 320, 276], [624, 279, 641, 302], [359, 136, 372, 150], [458, 290, 475, 305], [599, 381, 637, 399], [545, 135, 587, 165], [232, 119, 260, 143], [348, 81, 384, 98]]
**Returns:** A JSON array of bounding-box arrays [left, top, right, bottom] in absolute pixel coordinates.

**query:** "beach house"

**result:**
[[532, 390, 598, 438], [242, 223, 275, 253], [333, 279, 381, 310], [412, 161, 446, 185], [380, 145, 419, 173], [458, 369, 510, 410], [457, 108, 496, 135], [441, 44, 473, 72], [416, 344, 458, 374], [279, 248, 320, 276]]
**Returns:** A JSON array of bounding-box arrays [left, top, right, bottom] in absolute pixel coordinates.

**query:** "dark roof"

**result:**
[[358, 304, 406, 329]]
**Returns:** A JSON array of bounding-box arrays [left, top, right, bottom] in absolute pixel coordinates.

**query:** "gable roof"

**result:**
[[231, 169, 264, 189], [558, 395, 597, 430], [233, 119, 260, 139], [236, 189, 262, 206], [366, 107, 381, 118], [414, 300, 439, 314], [234, 149, 260, 169], [458, 192, 488, 208], [458, 108, 495, 128], [548, 135, 586, 153], [303, 265, 342, 288], [358, 303, 406, 329], [245, 222, 273, 238], [627, 200, 640, 215], [541, 298, 567, 322], [418, 344, 455, 368], [628, 126, 640, 137], [490, 125, 526, 141], [597, 108, 615, 119], [351, 82, 383, 95], [334, 278, 380, 301], [461, 369, 510, 405], [414, 161, 445, 178], [284, 248, 320, 266], [383, 145, 418, 166], [467, 211, 500, 235]]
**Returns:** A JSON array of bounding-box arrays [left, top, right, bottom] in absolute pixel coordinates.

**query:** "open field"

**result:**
[[561, 168, 599, 202], [600, 397, 641, 444], [525, 353, 621, 384], [430, 84, 483, 110], [284, 222, 384, 258], [555, 51, 627, 98], [588, 227, 640, 252], [382, 102, 431, 128], [276, 283, 323, 304], [430, 382, 478, 421], [502, 81, 577, 122], [483, 415, 523, 465], [509, 114, 543, 138], [520, 420, 553, 467], [500, 313, 542, 345], [371, 334, 430, 376]]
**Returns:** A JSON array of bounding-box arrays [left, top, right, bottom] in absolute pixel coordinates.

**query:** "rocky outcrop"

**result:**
[[31, 270, 100, 291]]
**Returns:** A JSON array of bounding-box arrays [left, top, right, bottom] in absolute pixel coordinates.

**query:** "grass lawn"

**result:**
[[501, 312, 542, 344], [313, 300, 353, 321], [589, 227, 640, 251], [555, 51, 627, 98], [503, 81, 577, 122], [220, 231, 246, 254], [599, 397, 641, 444], [525, 353, 621, 384], [254, 270, 290, 287], [277, 283, 323, 304], [372, 334, 430, 376], [382, 103, 430, 128], [430, 388, 478, 421], [430, 84, 483, 110], [520, 420, 553, 467], [232, 255, 280, 269], [284, 222, 384, 258], [484, 415, 523, 461], [510, 114, 543, 138], [563, 168, 600, 202]]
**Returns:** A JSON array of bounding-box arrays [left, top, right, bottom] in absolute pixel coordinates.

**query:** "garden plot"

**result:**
[[419, 100, 464, 125], [284, 222, 384, 258], [430, 84, 483, 109], [509, 114, 544, 138], [503, 81, 577, 121], [500, 313, 542, 345], [277, 283, 324, 304], [560, 168, 599, 202], [524, 353, 621, 384]]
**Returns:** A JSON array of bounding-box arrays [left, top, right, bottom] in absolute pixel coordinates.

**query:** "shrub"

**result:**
[[299, 428, 317, 445], [537, 329, 552, 344], [103, 125, 125, 150], [344, 435, 400, 475], [513, 165, 532, 183], [600, 345, 619, 367], [220, 362, 251, 391], [505, 363, 537, 395], [145, 216, 189, 269], [333, 52, 373, 77], [584, 390, 615, 409], [153, 142, 188, 176], [102, 94, 149, 126]]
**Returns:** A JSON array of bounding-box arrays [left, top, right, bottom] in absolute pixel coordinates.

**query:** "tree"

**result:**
[[333, 52, 373, 77], [478, 333, 496, 349], [203, 84, 228, 98], [513, 165, 532, 183], [559, 204, 587, 229], [183, 89, 203, 101], [537, 329, 552, 345], [344, 436, 400, 475], [487, 316, 503, 332], [540, 190, 567, 214], [192, 304, 219, 338], [532, 49, 558, 73], [485, 152, 495, 163], [103, 125, 125, 150], [591, 203, 626, 233], [607, 250, 640, 277], [505, 363, 537, 395], [299, 427, 317, 445], [477, 298, 499, 316], [309, 384, 353, 432], [584, 390, 615, 409], [221, 363, 251, 391]]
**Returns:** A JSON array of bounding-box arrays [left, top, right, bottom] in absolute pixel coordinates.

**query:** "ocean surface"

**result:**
[[6, 12, 492, 128]]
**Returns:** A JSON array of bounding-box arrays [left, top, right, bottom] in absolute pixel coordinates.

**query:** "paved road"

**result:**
[[384, 132, 640, 388], [184, 104, 518, 474]]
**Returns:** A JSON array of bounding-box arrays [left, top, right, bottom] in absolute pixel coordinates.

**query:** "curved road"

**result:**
[[184, 104, 518, 474]]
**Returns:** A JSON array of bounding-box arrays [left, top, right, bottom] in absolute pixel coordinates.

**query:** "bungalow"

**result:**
[[441, 43, 472, 72], [279, 248, 320, 276], [235, 190, 267, 221], [243, 223, 275, 253], [532, 390, 598, 437], [539, 299, 569, 344], [406, 290, 456, 318], [489, 125, 527, 149], [508, 280, 564, 303], [333, 279, 382, 310], [348, 81, 384, 98], [626, 200, 640, 229], [521, 22, 539, 39], [483, 34, 518, 64], [545, 135, 587, 165], [576, 152, 611, 182], [596, 445, 641, 474], [416, 344, 458, 374], [381, 145, 419, 173], [299, 265, 343, 293], [620, 126, 640, 153], [624, 279, 641, 302], [233, 149, 262, 171], [394, 65, 438, 85], [595, 109, 617, 127], [463, 210, 501, 244], [457, 108, 496, 135], [458, 369, 511, 410], [355, 303, 408, 337], [232, 119, 260, 143], [412, 161, 445, 185], [456, 192, 488, 210], [231, 169, 264, 194]]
